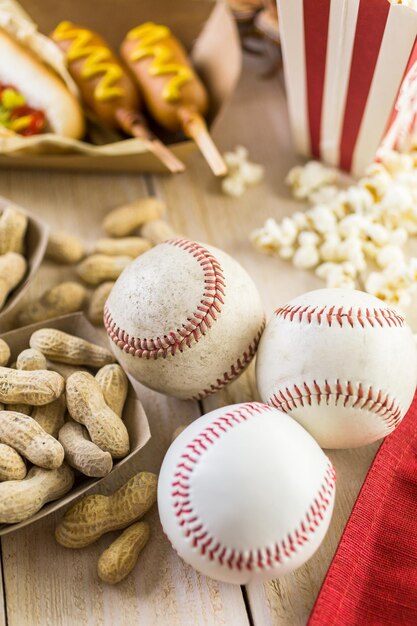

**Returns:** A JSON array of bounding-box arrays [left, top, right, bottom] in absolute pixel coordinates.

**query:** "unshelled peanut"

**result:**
[[96, 364, 128, 417], [8, 403, 31, 416], [87, 281, 114, 326], [0, 410, 64, 469], [77, 254, 131, 286], [0, 463, 74, 523], [0, 443, 26, 481], [0, 338, 10, 367], [140, 219, 178, 245], [0, 252, 27, 310], [0, 367, 64, 405], [103, 197, 165, 237], [30, 329, 114, 367], [0, 206, 28, 255], [77, 254, 132, 286], [32, 393, 66, 438], [46, 231, 86, 264], [93, 237, 151, 258], [66, 372, 129, 458], [55, 471, 157, 548], [45, 360, 89, 380], [59, 420, 113, 477], [97, 521, 150, 584], [16, 348, 47, 371], [18, 282, 87, 326]]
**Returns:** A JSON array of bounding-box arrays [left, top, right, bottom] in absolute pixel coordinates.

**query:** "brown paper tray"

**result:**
[[0, 195, 49, 327], [0, 312, 151, 536], [0, 0, 242, 173]]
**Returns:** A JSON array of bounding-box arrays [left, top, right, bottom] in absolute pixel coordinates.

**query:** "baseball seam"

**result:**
[[104, 238, 226, 359], [268, 381, 403, 431], [275, 304, 405, 328], [192, 319, 266, 400], [171, 402, 336, 573]]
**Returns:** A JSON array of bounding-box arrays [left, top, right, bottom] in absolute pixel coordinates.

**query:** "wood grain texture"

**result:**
[[0, 174, 248, 625], [1, 386, 249, 626], [153, 53, 382, 626], [0, 48, 404, 626]]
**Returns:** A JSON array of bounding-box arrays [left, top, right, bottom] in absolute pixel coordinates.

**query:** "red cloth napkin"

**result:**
[[308, 393, 417, 626]]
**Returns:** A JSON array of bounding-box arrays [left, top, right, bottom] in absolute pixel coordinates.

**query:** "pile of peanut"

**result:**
[[0, 328, 132, 526], [0, 206, 29, 313], [55, 470, 158, 585], [18, 197, 179, 328]]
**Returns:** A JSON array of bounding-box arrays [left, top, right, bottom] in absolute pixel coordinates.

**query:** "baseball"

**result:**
[[158, 402, 335, 584], [256, 288, 417, 449], [104, 238, 265, 399]]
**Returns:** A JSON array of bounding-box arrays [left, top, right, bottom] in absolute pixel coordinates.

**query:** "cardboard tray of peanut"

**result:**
[[0, 311, 150, 535], [0, 195, 48, 325]]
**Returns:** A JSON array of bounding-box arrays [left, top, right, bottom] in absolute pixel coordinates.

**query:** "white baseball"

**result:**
[[158, 402, 336, 585], [256, 288, 417, 449], [104, 238, 265, 399]]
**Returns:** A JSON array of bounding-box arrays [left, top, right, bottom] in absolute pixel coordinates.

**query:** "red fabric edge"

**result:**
[[307, 392, 417, 626]]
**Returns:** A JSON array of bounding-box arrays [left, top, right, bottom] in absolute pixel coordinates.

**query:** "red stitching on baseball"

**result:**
[[171, 402, 336, 572], [269, 381, 403, 431], [191, 319, 266, 400], [104, 239, 226, 359], [275, 304, 404, 328]]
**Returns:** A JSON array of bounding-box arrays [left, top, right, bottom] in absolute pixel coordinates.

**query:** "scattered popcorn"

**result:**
[[315, 262, 356, 289], [365, 223, 389, 246], [240, 161, 264, 186], [362, 241, 379, 260], [340, 261, 358, 278], [224, 145, 248, 168], [221, 174, 246, 198], [308, 205, 337, 234], [281, 217, 299, 245], [298, 231, 320, 247], [286, 161, 338, 200], [360, 168, 393, 199], [315, 262, 342, 280], [221, 146, 264, 197], [327, 273, 356, 290], [342, 186, 374, 213], [292, 211, 309, 230], [251, 149, 417, 309], [379, 183, 413, 217], [292, 246, 320, 269], [308, 185, 340, 205], [375, 245, 405, 269], [338, 215, 367, 238], [319, 235, 341, 262], [279, 245, 295, 260]]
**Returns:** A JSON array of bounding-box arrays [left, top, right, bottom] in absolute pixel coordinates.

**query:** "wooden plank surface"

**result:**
[[0, 50, 388, 626], [153, 52, 381, 626], [0, 176, 249, 624]]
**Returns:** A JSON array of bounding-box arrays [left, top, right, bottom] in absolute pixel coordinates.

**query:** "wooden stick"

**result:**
[[115, 108, 185, 173], [177, 107, 227, 177]]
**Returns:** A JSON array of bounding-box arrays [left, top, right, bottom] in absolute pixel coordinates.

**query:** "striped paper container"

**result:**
[[277, 0, 417, 176]]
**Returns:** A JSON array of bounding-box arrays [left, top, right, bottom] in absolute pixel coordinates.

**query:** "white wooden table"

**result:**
[[0, 50, 380, 626]]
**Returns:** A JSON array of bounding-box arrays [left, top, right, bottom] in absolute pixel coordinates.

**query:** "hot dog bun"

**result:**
[[0, 28, 84, 138]]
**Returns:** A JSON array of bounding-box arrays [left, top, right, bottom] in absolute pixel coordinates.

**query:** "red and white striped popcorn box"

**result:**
[[277, 0, 417, 176]]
